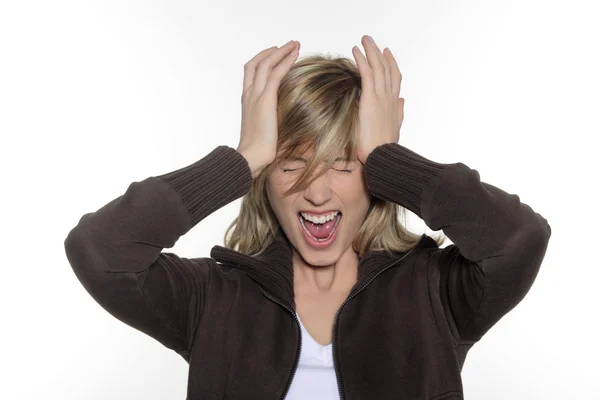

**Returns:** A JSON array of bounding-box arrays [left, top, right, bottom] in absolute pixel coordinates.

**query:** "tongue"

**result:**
[[304, 216, 338, 238]]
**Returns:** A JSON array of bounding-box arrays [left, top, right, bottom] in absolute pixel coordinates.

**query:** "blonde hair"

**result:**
[[224, 53, 447, 257]]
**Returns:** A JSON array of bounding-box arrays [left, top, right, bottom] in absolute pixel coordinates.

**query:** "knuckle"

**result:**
[[257, 91, 270, 102], [257, 58, 274, 71], [243, 86, 255, 101], [268, 68, 283, 81]]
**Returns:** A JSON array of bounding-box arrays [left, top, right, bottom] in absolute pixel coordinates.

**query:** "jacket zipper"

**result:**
[[259, 287, 303, 400], [332, 246, 417, 400]]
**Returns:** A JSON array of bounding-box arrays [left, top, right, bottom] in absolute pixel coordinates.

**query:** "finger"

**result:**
[[381, 48, 394, 97], [264, 45, 300, 98], [243, 46, 278, 93], [351, 45, 373, 96], [252, 40, 299, 97], [368, 37, 392, 96], [361, 35, 389, 96], [383, 47, 402, 99]]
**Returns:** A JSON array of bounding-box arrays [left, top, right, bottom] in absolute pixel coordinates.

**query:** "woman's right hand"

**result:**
[[236, 40, 301, 179]]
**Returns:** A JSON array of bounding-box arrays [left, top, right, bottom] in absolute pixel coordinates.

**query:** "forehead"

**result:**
[[284, 146, 351, 161]]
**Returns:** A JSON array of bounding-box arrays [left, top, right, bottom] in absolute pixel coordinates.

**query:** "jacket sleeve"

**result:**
[[363, 142, 551, 342], [64, 145, 253, 360]]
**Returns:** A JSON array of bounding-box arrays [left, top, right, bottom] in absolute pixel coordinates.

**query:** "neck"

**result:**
[[292, 246, 359, 295]]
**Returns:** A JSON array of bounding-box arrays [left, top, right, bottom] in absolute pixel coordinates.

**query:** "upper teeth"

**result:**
[[300, 211, 340, 224]]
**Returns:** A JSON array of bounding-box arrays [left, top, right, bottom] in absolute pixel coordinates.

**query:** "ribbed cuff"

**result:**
[[153, 145, 253, 226], [363, 143, 450, 217]]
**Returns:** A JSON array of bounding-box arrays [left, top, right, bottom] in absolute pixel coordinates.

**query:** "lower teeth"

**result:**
[[300, 215, 341, 242]]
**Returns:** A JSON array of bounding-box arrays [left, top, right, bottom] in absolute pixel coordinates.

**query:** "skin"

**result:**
[[238, 35, 405, 344], [265, 152, 370, 345], [266, 153, 369, 288]]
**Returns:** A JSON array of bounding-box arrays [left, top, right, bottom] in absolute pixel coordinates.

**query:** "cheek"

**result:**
[[337, 182, 371, 211], [266, 180, 294, 216], [269, 172, 297, 191], [339, 175, 368, 196]]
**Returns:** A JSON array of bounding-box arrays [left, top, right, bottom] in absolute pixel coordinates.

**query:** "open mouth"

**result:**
[[297, 211, 342, 243]]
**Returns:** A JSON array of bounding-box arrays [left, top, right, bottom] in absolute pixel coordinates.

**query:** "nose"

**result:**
[[303, 167, 332, 206]]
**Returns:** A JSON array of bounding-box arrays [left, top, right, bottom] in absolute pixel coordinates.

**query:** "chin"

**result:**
[[297, 250, 340, 267]]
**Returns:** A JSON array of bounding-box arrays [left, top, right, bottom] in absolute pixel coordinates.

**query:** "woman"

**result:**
[[64, 36, 551, 399]]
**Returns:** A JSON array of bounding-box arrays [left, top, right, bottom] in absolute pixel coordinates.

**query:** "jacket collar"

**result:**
[[210, 227, 438, 311]]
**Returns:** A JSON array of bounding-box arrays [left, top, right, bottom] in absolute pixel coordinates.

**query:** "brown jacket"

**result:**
[[64, 143, 551, 399]]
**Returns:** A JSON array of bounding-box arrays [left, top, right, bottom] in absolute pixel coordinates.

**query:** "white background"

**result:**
[[1, 0, 598, 399]]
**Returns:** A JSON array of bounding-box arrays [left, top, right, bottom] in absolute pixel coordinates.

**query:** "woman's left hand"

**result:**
[[352, 35, 405, 165]]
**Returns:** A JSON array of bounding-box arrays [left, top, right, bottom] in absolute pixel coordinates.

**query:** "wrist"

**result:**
[[236, 147, 271, 179]]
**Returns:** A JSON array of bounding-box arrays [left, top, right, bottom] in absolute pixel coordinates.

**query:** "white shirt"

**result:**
[[285, 312, 341, 399]]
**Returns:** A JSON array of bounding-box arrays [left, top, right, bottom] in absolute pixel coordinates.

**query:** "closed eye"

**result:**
[[282, 168, 352, 173]]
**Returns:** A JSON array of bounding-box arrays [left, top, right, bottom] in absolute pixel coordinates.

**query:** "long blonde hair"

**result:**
[[224, 53, 447, 257]]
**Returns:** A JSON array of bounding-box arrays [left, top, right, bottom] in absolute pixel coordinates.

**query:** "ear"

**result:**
[[397, 97, 405, 127]]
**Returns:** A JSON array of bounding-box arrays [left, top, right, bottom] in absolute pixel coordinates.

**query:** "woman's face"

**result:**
[[265, 150, 372, 267]]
